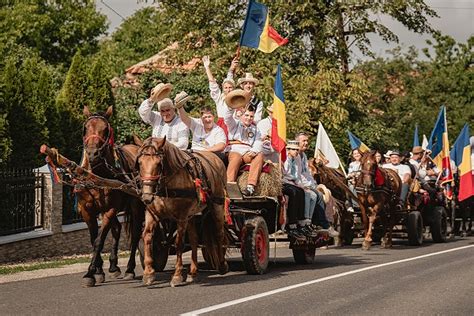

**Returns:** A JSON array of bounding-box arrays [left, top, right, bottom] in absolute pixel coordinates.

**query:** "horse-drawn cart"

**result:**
[[41, 145, 329, 277]]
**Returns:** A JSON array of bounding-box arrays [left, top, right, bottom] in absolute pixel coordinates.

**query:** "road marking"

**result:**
[[182, 244, 474, 315]]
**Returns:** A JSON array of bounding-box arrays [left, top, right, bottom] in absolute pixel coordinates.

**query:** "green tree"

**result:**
[[0, 0, 107, 65]]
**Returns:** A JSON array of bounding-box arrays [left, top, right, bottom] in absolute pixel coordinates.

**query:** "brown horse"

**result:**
[[78, 106, 144, 287], [356, 151, 401, 250], [308, 158, 358, 246], [135, 136, 228, 287]]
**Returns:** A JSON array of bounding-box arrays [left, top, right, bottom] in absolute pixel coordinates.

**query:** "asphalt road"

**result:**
[[1, 237, 474, 316]]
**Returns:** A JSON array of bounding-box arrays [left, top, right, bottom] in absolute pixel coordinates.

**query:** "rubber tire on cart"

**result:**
[[431, 206, 448, 243], [138, 235, 170, 272], [293, 248, 316, 264], [342, 220, 354, 246], [407, 211, 424, 246], [241, 216, 269, 275]]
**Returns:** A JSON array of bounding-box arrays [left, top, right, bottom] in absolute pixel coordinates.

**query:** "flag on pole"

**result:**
[[240, 0, 288, 53], [315, 122, 346, 175], [450, 123, 474, 201], [413, 124, 420, 147], [422, 134, 429, 150], [347, 130, 370, 152], [271, 64, 286, 161], [428, 106, 454, 198]]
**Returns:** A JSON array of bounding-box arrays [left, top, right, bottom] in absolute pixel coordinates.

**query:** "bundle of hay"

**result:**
[[237, 162, 282, 197]]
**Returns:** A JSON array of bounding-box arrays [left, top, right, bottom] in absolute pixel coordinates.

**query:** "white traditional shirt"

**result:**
[[257, 117, 278, 163], [224, 106, 262, 155], [383, 163, 411, 181], [138, 99, 189, 150], [209, 71, 233, 118], [282, 154, 303, 186], [189, 118, 226, 151], [348, 161, 361, 175]]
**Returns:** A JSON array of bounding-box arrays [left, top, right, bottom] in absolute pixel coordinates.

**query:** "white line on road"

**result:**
[[181, 244, 474, 315]]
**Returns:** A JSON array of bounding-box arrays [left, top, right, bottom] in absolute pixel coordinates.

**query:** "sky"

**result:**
[[96, 0, 474, 61]]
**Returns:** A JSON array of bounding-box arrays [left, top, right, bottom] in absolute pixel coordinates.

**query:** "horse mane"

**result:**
[[143, 137, 191, 172]]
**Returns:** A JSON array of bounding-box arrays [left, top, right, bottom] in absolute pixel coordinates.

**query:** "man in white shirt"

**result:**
[[256, 104, 279, 163], [225, 104, 263, 196], [409, 146, 424, 175], [177, 105, 226, 153], [138, 94, 189, 150], [296, 132, 338, 237], [237, 73, 263, 123], [383, 150, 411, 205]]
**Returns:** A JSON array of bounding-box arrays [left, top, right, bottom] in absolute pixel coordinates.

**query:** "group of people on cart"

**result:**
[[137, 53, 474, 242], [137, 55, 339, 241]]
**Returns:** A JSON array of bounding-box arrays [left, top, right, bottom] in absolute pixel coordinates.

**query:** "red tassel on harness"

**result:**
[[194, 178, 208, 204], [224, 197, 232, 225], [375, 168, 385, 186]]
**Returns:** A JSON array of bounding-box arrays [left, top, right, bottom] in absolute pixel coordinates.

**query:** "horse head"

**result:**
[[360, 150, 378, 188], [82, 106, 113, 164], [136, 136, 167, 205]]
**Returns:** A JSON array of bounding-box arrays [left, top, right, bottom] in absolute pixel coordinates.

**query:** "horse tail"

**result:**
[[201, 202, 228, 271]]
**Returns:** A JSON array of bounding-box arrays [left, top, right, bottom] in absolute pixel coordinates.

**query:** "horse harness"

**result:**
[[137, 145, 225, 206]]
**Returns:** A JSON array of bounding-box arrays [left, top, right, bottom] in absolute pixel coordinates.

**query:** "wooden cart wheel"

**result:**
[[241, 216, 269, 275], [138, 236, 170, 272]]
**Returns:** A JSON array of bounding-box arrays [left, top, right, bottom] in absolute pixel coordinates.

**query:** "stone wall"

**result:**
[[0, 170, 130, 264]]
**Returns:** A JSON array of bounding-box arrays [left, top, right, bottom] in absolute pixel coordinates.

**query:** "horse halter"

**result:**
[[359, 157, 377, 189], [136, 144, 165, 192], [82, 115, 113, 162]]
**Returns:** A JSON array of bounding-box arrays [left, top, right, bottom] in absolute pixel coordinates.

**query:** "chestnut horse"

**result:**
[[135, 137, 228, 287], [79, 106, 144, 287], [356, 151, 401, 250]]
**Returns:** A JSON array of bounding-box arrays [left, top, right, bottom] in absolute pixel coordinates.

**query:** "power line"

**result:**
[[100, 0, 125, 20]]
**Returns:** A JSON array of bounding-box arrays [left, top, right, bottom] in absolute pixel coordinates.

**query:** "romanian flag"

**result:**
[[271, 64, 286, 161], [450, 124, 474, 201], [240, 0, 288, 53], [428, 106, 454, 198], [347, 131, 370, 153], [413, 124, 420, 147]]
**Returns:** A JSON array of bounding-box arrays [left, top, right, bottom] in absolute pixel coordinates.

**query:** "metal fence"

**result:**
[[0, 168, 44, 236]]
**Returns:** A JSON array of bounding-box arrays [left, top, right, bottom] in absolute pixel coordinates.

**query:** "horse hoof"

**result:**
[[186, 274, 198, 283], [142, 274, 155, 286], [82, 277, 96, 288], [170, 276, 186, 287], [109, 270, 121, 279], [123, 272, 135, 280], [94, 273, 105, 284], [218, 262, 229, 275], [362, 241, 371, 250]]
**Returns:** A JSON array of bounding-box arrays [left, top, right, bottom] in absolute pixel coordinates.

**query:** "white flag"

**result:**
[[422, 134, 429, 150], [315, 122, 344, 171]]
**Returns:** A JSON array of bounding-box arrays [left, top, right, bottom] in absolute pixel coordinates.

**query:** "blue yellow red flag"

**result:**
[[450, 123, 474, 201], [428, 106, 454, 198], [347, 130, 370, 153], [240, 0, 288, 53], [271, 64, 286, 161], [413, 124, 420, 147]]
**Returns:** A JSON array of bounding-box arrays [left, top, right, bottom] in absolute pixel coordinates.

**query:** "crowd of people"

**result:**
[[137, 55, 340, 239]]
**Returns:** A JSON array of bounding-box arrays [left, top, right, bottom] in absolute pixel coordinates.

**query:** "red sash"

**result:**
[[375, 168, 385, 186]]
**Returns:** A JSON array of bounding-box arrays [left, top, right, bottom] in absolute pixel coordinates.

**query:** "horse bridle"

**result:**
[[82, 115, 112, 162], [136, 144, 165, 192]]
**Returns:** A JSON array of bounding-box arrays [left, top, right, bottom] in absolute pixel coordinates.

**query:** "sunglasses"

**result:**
[[288, 148, 298, 151]]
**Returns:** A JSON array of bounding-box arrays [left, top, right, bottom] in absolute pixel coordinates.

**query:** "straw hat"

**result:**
[[237, 73, 259, 86], [384, 150, 393, 158], [390, 150, 401, 156], [174, 91, 191, 109], [224, 89, 251, 109], [286, 140, 300, 150], [150, 83, 172, 103], [222, 78, 235, 86], [412, 146, 425, 154], [157, 98, 174, 110]]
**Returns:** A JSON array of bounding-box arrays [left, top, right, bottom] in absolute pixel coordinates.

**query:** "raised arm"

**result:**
[[177, 106, 192, 128], [203, 56, 216, 83], [138, 98, 158, 125]]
